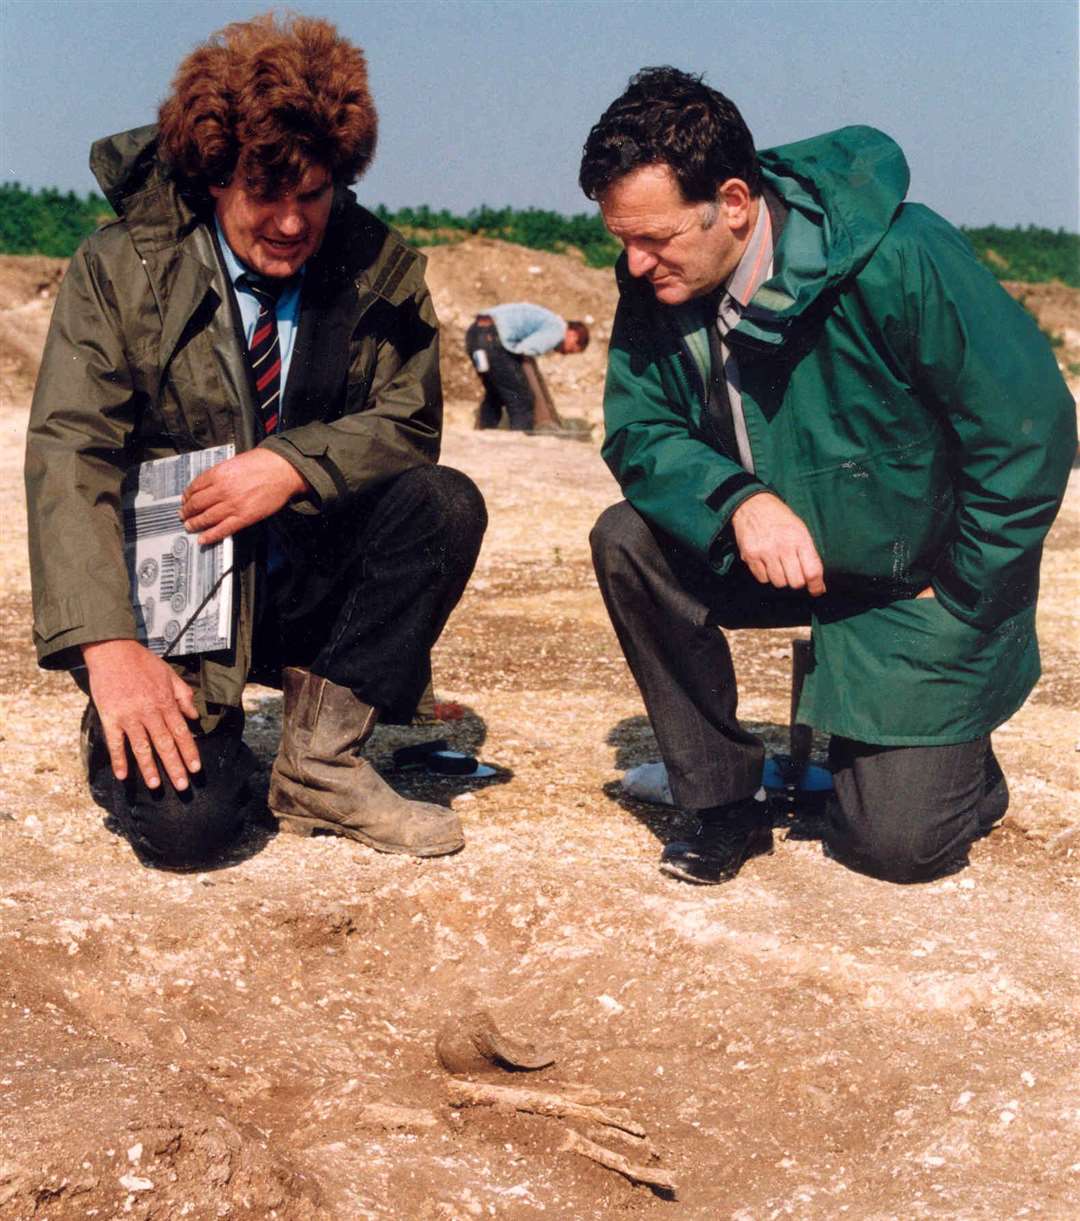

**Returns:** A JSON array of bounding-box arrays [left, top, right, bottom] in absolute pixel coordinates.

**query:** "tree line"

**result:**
[[1, 183, 1076, 286]]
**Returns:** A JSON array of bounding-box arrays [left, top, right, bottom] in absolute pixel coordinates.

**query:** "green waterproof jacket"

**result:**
[[25, 127, 442, 719], [603, 126, 1075, 744]]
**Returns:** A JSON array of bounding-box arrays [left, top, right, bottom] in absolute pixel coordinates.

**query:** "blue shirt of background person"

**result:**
[[486, 302, 567, 356]]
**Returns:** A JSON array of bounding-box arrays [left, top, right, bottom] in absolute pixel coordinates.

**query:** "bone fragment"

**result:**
[[560, 1128, 676, 1192], [584, 1124, 658, 1158], [445, 1077, 645, 1137], [540, 1080, 626, 1105]]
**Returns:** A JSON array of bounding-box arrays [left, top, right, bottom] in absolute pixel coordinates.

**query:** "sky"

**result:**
[[1, 0, 1077, 231]]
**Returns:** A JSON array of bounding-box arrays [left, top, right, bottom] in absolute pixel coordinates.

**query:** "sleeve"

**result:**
[[893, 209, 1076, 629], [23, 239, 140, 667], [601, 295, 770, 566], [260, 270, 442, 513], [499, 305, 566, 356]]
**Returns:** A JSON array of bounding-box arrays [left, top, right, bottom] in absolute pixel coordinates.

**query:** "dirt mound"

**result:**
[[3, 248, 1077, 415], [0, 255, 65, 311], [1003, 279, 1080, 383], [0, 241, 620, 423], [0, 256, 65, 404]]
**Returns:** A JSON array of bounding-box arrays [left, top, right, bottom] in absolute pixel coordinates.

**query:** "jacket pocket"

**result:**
[[797, 432, 953, 593]]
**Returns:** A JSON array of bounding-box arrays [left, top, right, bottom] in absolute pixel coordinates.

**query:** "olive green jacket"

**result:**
[[603, 126, 1075, 744], [25, 126, 442, 716]]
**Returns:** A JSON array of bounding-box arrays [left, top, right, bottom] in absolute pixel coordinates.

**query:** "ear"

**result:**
[[717, 178, 753, 232]]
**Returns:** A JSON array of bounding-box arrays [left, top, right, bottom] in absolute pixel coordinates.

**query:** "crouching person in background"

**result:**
[[466, 302, 589, 432], [24, 13, 486, 868]]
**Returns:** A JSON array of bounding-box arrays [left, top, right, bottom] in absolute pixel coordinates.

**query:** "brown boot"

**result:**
[[268, 667, 464, 857]]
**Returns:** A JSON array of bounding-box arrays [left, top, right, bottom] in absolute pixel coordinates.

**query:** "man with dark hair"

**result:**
[[25, 13, 487, 868], [465, 303, 589, 432], [581, 67, 1074, 885]]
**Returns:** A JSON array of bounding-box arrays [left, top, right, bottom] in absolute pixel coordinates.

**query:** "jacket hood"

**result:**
[[90, 125, 173, 215], [735, 126, 910, 348]]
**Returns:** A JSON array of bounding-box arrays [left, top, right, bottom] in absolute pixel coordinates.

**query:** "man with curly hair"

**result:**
[[25, 14, 487, 867], [581, 68, 1074, 886]]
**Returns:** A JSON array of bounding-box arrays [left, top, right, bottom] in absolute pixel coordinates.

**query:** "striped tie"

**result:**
[[239, 274, 284, 435]]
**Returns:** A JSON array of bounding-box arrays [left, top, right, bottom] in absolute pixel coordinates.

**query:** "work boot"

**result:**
[[268, 667, 464, 857], [659, 795, 774, 884]]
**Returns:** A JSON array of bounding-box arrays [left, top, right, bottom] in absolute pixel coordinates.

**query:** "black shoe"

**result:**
[[659, 797, 774, 885]]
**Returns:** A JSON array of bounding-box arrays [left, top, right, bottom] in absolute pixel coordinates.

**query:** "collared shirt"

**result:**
[[485, 302, 566, 356], [215, 220, 304, 401], [215, 222, 305, 577], [714, 200, 774, 473]]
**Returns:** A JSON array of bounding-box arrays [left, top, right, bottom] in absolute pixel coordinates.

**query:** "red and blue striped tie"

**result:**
[[240, 275, 284, 435]]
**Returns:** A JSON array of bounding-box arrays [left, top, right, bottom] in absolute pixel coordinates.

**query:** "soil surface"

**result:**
[[1, 249, 1078, 1220]]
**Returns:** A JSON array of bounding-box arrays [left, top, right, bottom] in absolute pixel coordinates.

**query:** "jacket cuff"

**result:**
[[706, 472, 771, 525], [704, 475, 771, 570], [260, 435, 342, 514], [34, 602, 139, 671]]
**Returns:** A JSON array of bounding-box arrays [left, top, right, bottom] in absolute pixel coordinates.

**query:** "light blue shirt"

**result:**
[[486, 302, 566, 356], [215, 221, 303, 401]]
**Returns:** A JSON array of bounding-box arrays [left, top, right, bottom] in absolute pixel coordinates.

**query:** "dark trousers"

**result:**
[[465, 319, 534, 430], [87, 465, 487, 867], [590, 501, 1008, 884]]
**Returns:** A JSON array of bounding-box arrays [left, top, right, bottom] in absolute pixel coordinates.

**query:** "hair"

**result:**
[[566, 320, 590, 350], [158, 12, 377, 198], [579, 66, 760, 203]]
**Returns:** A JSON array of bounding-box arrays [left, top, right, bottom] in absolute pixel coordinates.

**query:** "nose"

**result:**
[[273, 201, 305, 236], [625, 244, 658, 278]]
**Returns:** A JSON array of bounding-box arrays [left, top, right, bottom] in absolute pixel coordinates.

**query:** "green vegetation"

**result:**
[[0, 185, 623, 267], [1, 183, 1076, 284], [962, 225, 1079, 288], [0, 183, 112, 257]]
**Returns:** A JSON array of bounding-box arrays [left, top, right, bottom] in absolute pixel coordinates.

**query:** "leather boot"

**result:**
[[268, 667, 464, 857]]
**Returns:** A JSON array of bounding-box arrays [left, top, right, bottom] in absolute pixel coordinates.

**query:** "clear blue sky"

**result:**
[[1, 0, 1077, 231]]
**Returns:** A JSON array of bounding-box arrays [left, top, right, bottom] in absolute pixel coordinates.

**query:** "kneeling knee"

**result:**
[[825, 813, 962, 884], [403, 465, 488, 542], [589, 501, 647, 573], [119, 779, 246, 869]]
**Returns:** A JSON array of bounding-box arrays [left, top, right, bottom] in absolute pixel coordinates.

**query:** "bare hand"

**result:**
[[82, 639, 202, 789], [731, 492, 826, 596], [179, 448, 309, 545]]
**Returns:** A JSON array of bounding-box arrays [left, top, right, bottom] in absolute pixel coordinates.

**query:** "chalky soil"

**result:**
[[1, 246, 1078, 1218]]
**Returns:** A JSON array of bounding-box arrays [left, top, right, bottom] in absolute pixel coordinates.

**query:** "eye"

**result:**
[[300, 183, 331, 204]]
